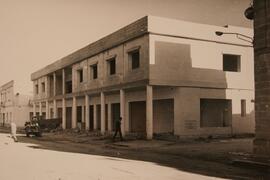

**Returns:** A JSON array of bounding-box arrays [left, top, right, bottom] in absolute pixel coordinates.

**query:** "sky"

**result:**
[[0, 0, 252, 95]]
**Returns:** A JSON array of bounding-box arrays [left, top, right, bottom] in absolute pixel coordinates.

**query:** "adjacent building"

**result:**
[[31, 16, 254, 139], [0, 81, 33, 127]]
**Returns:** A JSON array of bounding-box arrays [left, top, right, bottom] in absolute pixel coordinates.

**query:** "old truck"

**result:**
[[24, 116, 42, 137]]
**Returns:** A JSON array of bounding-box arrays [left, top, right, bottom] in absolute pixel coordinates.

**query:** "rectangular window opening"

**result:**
[[129, 50, 140, 70], [223, 54, 241, 72], [41, 82, 45, 93], [77, 69, 83, 83], [107, 58, 116, 75], [65, 67, 72, 94], [65, 81, 72, 94], [35, 85, 39, 95], [91, 64, 98, 79]]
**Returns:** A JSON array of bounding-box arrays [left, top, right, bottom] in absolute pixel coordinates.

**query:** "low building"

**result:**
[[31, 16, 254, 139], [0, 81, 33, 127]]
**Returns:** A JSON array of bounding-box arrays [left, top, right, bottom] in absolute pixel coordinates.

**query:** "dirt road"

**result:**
[[0, 132, 269, 180], [0, 133, 228, 180]]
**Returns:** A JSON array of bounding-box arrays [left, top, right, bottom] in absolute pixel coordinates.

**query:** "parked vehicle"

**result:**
[[24, 116, 42, 137]]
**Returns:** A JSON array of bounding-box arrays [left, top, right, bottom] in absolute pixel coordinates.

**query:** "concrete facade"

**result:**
[[31, 16, 254, 139], [0, 81, 33, 127]]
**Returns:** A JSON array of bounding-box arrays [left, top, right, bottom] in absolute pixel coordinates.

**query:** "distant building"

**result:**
[[0, 81, 33, 127], [31, 16, 254, 139]]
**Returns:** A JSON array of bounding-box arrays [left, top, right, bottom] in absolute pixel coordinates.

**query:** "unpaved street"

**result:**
[[1, 131, 269, 180], [0, 133, 226, 180]]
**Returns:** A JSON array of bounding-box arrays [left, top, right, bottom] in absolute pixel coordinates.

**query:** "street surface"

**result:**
[[0, 133, 225, 180]]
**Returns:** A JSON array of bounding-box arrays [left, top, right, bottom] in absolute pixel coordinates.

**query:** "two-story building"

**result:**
[[31, 16, 254, 139], [0, 81, 33, 127]]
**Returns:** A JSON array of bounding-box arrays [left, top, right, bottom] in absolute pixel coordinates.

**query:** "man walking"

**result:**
[[113, 117, 123, 141], [10, 121, 18, 142]]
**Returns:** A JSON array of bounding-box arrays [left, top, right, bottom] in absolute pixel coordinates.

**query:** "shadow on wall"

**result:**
[[150, 42, 229, 88], [150, 42, 254, 136]]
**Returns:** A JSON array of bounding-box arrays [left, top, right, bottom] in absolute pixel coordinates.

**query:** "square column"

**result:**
[[53, 100, 57, 118], [45, 101, 49, 119], [93, 104, 97, 130], [85, 95, 90, 130], [82, 105, 85, 123], [146, 85, 153, 139], [53, 72, 56, 96], [101, 92, 105, 134], [72, 96, 77, 128], [62, 69, 65, 95], [33, 103, 36, 116], [120, 89, 125, 136], [108, 103, 112, 132], [39, 102, 42, 117], [62, 98, 66, 129], [45, 76, 49, 97]]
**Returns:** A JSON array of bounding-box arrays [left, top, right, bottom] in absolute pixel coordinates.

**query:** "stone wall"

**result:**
[[254, 0, 270, 155]]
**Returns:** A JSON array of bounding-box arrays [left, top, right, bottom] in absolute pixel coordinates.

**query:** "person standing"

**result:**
[[113, 117, 123, 141], [10, 122, 18, 142]]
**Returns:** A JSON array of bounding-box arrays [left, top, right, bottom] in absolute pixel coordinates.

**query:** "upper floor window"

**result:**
[[107, 58, 116, 75], [35, 84, 39, 94], [7, 91, 11, 102], [66, 81, 72, 94], [77, 69, 83, 83], [223, 54, 241, 72], [2, 92, 6, 102], [41, 82, 45, 93], [90, 64, 98, 79], [129, 49, 140, 70]]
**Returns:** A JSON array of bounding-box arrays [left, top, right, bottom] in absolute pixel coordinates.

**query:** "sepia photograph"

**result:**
[[0, 0, 269, 179]]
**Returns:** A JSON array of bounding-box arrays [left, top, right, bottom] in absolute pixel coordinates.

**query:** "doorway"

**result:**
[[89, 105, 94, 130], [66, 107, 72, 129], [111, 103, 120, 131], [129, 101, 146, 133]]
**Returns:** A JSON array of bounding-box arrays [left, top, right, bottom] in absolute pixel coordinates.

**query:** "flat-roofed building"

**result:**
[[0, 80, 34, 127], [31, 16, 254, 139]]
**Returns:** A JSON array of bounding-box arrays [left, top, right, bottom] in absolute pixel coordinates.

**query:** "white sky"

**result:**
[[0, 0, 252, 94]]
